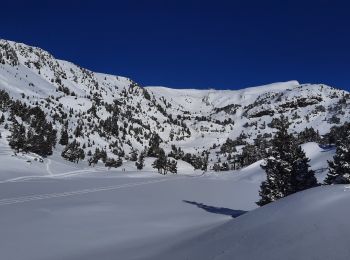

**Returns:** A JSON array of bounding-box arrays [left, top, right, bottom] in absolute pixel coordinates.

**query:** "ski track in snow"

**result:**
[[0, 173, 205, 206], [0, 167, 106, 183], [46, 158, 53, 175], [0, 178, 172, 206]]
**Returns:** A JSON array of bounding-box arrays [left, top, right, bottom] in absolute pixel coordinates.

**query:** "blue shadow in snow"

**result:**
[[319, 144, 336, 152], [183, 200, 247, 218]]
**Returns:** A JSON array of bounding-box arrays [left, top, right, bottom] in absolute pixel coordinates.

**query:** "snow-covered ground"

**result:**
[[0, 169, 259, 260], [0, 142, 335, 259], [155, 184, 350, 260]]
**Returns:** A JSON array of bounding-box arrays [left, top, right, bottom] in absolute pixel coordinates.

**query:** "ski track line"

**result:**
[[0, 168, 104, 184], [0, 178, 183, 206], [46, 159, 53, 176]]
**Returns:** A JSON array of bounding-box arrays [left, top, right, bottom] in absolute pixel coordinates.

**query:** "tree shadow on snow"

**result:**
[[183, 200, 247, 218]]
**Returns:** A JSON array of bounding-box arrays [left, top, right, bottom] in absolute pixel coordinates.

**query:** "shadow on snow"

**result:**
[[183, 200, 247, 218]]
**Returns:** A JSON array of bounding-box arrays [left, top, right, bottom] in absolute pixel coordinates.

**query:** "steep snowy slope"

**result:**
[[0, 39, 348, 172], [154, 184, 350, 260]]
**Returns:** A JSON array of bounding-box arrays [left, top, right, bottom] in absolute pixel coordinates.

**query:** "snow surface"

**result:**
[[0, 39, 344, 259], [0, 141, 336, 259], [0, 168, 259, 260], [154, 185, 350, 260]]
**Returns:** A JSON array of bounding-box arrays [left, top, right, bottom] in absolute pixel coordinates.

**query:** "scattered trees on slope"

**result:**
[[61, 140, 85, 163], [152, 148, 178, 174]]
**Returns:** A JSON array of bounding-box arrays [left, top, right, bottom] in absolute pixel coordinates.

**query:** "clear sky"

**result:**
[[1, 0, 349, 90]]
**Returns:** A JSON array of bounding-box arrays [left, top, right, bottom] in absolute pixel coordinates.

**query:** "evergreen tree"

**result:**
[[130, 150, 138, 161], [147, 132, 161, 157], [61, 140, 85, 163], [0, 114, 5, 124], [9, 120, 26, 152], [324, 133, 350, 184], [257, 115, 317, 206], [116, 157, 123, 167], [212, 163, 221, 172], [241, 144, 260, 166], [74, 124, 83, 138], [152, 148, 167, 174], [100, 149, 108, 163], [221, 162, 230, 171], [105, 157, 122, 168], [167, 159, 178, 174], [291, 145, 318, 192], [135, 152, 145, 170], [297, 127, 321, 144], [202, 151, 209, 171], [88, 148, 108, 166], [59, 127, 69, 145], [88, 148, 100, 166]]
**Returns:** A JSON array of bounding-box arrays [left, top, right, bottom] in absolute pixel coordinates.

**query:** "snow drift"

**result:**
[[153, 185, 350, 260]]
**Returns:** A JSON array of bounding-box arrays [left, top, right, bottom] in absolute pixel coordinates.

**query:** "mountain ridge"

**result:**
[[0, 38, 348, 171]]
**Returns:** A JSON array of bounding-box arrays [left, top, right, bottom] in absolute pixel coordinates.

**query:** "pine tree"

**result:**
[[152, 148, 167, 174], [212, 163, 220, 172], [105, 157, 122, 168], [291, 145, 318, 192], [0, 114, 5, 124], [167, 159, 178, 174], [88, 150, 99, 166], [148, 132, 161, 157], [9, 120, 26, 152], [202, 151, 209, 171], [61, 140, 85, 163], [324, 133, 350, 184], [116, 157, 123, 167], [130, 150, 138, 161], [59, 127, 69, 145], [74, 124, 83, 138], [257, 115, 317, 206], [135, 152, 145, 170]]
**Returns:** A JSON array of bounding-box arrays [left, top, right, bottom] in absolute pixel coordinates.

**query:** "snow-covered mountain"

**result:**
[[0, 39, 348, 169], [1, 39, 349, 260]]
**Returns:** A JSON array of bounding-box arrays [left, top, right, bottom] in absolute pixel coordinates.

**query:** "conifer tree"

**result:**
[[257, 115, 317, 206], [9, 120, 26, 152], [290, 145, 318, 193], [152, 148, 167, 174], [59, 127, 69, 145], [105, 157, 122, 168], [135, 152, 145, 170], [324, 133, 350, 184], [148, 132, 161, 157], [0, 114, 5, 124], [167, 159, 178, 174], [61, 140, 85, 163], [130, 150, 138, 161]]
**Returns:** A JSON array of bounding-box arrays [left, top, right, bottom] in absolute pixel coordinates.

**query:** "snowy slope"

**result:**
[[154, 184, 350, 260], [0, 168, 260, 260], [0, 38, 349, 171], [0, 141, 337, 260]]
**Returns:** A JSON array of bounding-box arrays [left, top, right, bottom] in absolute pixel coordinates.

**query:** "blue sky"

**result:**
[[1, 0, 349, 90]]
